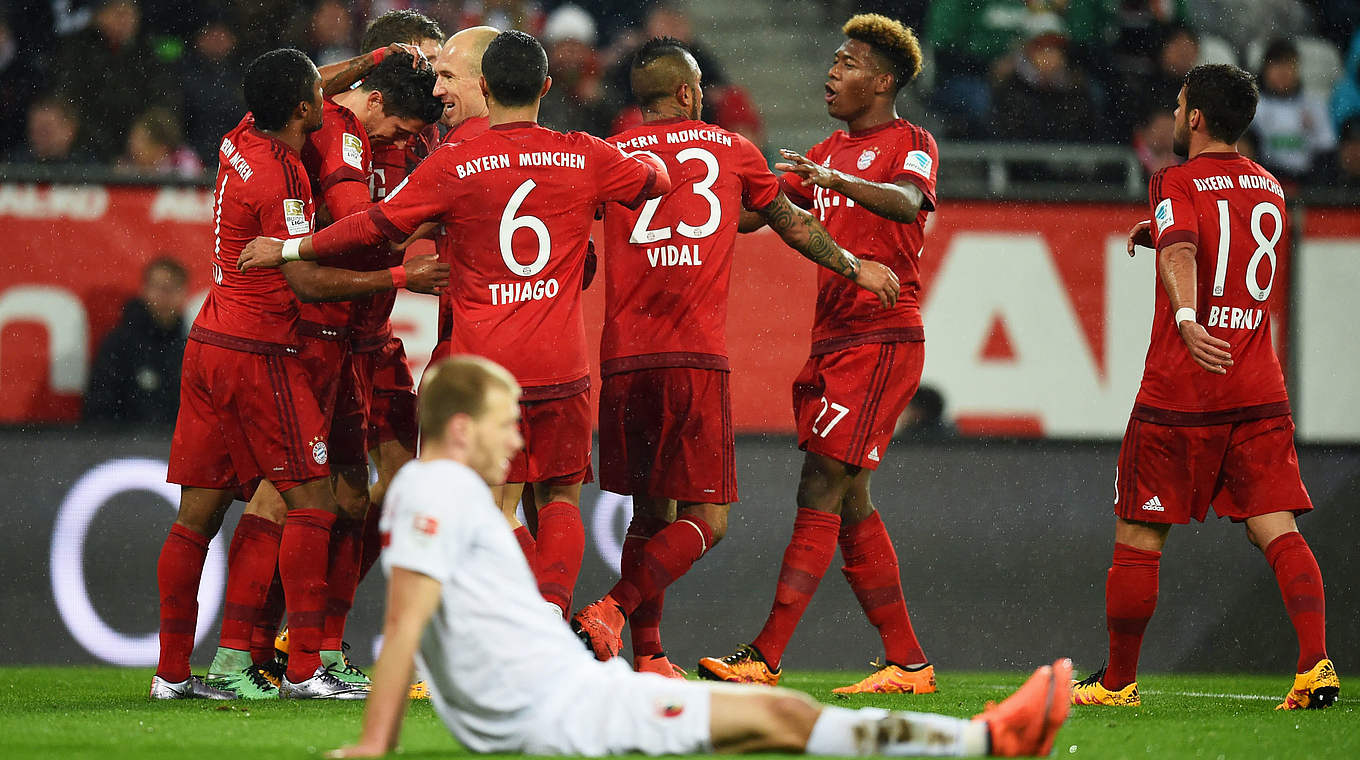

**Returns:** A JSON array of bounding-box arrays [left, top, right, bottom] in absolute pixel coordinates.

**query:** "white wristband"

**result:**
[[1175, 307, 1197, 326], [281, 237, 303, 262]]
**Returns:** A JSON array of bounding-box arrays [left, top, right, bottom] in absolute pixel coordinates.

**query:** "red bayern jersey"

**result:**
[[346, 123, 442, 347], [780, 118, 938, 354], [192, 114, 314, 349], [434, 116, 492, 348], [1135, 152, 1291, 423], [600, 117, 780, 373], [298, 98, 373, 328], [372, 121, 662, 394]]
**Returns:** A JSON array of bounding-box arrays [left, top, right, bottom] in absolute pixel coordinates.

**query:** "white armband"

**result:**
[[282, 237, 303, 262], [1174, 307, 1197, 326]]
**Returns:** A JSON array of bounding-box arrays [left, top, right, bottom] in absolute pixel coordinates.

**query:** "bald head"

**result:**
[[433, 26, 500, 126], [630, 37, 702, 119]]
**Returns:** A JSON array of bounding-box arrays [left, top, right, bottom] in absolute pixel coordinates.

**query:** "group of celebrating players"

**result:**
[[148, 6, 1337, 757]]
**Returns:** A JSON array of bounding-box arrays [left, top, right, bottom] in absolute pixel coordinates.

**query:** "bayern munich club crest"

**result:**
[[856, 147, 879, 170], [309, 437, 328, 465]]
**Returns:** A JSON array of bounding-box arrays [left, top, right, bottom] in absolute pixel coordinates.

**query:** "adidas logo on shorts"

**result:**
[[868, 446, 880, 462], [1141, 495, 1165, 512]]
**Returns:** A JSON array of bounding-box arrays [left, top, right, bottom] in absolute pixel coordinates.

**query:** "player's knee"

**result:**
[[680, 504, 729, 544]]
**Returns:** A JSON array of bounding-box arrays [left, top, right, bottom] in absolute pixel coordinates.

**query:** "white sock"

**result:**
[[805, 705, 990, 757]]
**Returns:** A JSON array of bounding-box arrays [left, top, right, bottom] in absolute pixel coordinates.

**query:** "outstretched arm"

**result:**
[[282, 256, 448, 302], [320, 43, 426, 97], [755, 192, 899, 308], [776, 148, 925, 223], [1157, 241, 1232, 374], [327, 567, 443, 758]]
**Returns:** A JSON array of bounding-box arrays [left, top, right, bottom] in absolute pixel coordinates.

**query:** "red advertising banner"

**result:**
[[0, 184, 1305, 437]]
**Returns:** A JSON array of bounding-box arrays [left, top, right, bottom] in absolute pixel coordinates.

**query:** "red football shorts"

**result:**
[[1115, 414, 1313, 524], [168, 340, 330, 495], [328, 349, 372, 469], [298, 333, 347, 422], [598, 367, 737, 504], [505, 390, 593, 486], [793, 341, 924, 470], [365, 337, 418, 450]]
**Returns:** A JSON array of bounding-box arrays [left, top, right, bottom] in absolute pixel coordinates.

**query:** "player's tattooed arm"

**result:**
[[1158, 241, 1233, 374], [320, 43, 427, 96], [756, 192, 900, 308], [775, 148, 924, 222], [737, 209, 767, 233]]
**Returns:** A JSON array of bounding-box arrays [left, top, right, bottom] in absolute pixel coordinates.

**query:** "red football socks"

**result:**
[[839, 512, 926, 667], [1264, 531, 1329, 672], [609, 515, 714, 615], [251, 571, 285, 665], [356, 501, 384, 584], [218, 514, 283, 653], [751, 508, 842, 670], [534, 501, 584, 614], [622, 515, 667, 658], [513, 524, 537, 574], [322, 517, 364, 652], [1103, 542, 1161, 690], [156, 523, 211, 682], [280, 508, 336, 682]]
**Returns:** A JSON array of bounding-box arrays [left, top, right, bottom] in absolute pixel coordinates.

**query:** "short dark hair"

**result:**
[[360, 9, 443, 52], [244, 48, 317, 131], [359, 52, 443, 123], [482, 30, 547, 107], [1184, 63, 1258, 144], [145, 255, 188, 286], [630, 37, 696, 108]]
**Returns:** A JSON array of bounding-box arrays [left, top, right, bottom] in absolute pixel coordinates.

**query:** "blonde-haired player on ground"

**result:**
[[326, 355, 1071, 758]]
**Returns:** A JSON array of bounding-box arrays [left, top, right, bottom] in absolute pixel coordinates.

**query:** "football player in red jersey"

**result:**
[[569, 38, 898, 677], [239, 30, 671, 620], [698, 15, 941, 696], [153, 48, 448, 701], [1072, 64, 1337, 711]]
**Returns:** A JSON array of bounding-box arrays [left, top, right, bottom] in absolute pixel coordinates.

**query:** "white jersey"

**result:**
[[381, 458, 603, 751]]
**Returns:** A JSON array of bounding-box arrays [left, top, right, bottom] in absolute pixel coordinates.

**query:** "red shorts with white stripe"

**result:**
[[792, 340, 924, 470], [1114, 414, 1313, 524], [364, 336, 417, 450], [168, 339, 330, 496], [505, 388, 593, 486], [598, 367, 737, 504]]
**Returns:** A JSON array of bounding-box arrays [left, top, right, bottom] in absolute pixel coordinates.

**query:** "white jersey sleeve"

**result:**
[[381, 460, 486, 581]]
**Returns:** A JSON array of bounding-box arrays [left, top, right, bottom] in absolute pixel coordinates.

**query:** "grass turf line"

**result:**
[[0, 667, 1352, 759]]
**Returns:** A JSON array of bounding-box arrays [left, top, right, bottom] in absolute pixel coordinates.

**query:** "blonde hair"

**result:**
[[418, 356, 520, 440], [843, 13, 923, 89]]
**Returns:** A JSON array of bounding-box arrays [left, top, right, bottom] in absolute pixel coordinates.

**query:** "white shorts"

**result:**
[[524, 660, 713, 756]]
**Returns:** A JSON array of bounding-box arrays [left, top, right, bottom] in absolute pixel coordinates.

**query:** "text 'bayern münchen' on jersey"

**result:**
[[192, 114, 314, 352], [601, 117, 780, 373], [1137, 152, 1291, 422], [779, 119, 937, 354], [345, 121, 664, 395]]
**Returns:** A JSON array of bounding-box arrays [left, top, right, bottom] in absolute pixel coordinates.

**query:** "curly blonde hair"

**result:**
[[842, 13, 923, 90]]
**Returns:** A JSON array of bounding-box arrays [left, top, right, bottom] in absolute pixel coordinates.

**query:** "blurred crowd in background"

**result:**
[[1, 0, 1358, 187]]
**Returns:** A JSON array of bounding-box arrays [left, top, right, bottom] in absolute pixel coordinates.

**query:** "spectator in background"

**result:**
[[308, 0, 356, 66], [1252, 39, 1337, 181], [183, 16, 246, 165], [1332, 30, 1360, 131], [1110, 0, 1191, 81], [52, 0, 179, 161], [85, 256, 189, 427], [0, 16, 45, 156], [1132, 108, 1179, 176], [538, 4, 612, 136], [1331, 117, 1360, 186], [990, 21, 1097, 143], [116, 106, 203, 177], [894, 385, 956, 441], [5, 96, 92, 164], [1112, 25, 1199, 137], [453, 0, 545, 36]]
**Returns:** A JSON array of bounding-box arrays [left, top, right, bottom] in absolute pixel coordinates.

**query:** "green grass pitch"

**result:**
[[1, 667, 1352, 759]]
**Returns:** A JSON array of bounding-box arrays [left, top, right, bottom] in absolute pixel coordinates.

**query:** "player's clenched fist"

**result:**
[[402, 254, 449, 294], [854, 260, 900, 308], [239, 236, 285, 270]]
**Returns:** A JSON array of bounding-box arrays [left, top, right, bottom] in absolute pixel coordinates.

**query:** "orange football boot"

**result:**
[[571, 596, 626, 661], [833, 662, 937, 695], [696, 644, 780, 686], [972, 658, 1073, 757]]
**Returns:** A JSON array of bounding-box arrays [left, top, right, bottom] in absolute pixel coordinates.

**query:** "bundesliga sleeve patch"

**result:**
[[1154, 198, 1174, 234], [902, 149, 933, 178], [283, 199, 310, 235], [342, 133, 364, 170]]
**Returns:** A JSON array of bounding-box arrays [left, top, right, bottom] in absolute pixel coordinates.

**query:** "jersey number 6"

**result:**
[[500, 179, 552, 278]]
